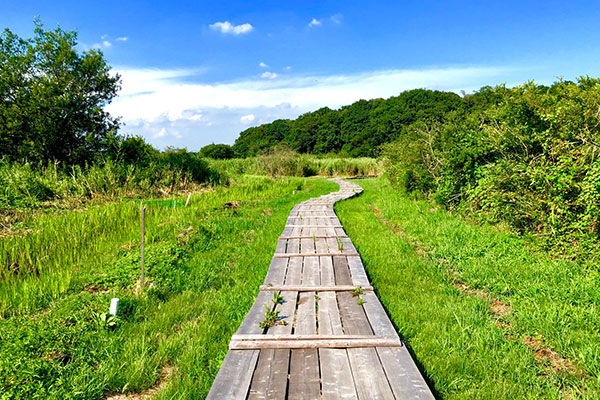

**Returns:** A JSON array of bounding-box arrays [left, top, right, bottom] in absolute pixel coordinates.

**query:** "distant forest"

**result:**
[[233, 89, 468, 157]]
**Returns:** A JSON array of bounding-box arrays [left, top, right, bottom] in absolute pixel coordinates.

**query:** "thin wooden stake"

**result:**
[[185, 192, 192, 207], [140, 207, 146, 291]]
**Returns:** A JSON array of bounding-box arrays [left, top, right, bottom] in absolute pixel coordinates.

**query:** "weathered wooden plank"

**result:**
[[286, 224, 344, 228], [285, 258, 302, 285], [348, 348, 395, 399], [300, 237, 315, 255], [333, 256, 353, 285], [318, 288, 358, 399], [248, 289, 297, 399], [320, 349, 359, 400], [247, 348, 290, 400], [275, 237, 287, 254], [233, 334, 395, 341], [280, 235, 349, 240], [377, 347, 435, 399], [295, 292, 316, 335], [206, 349, 259, 399], [286, 238, 300, 253], [259, 284, 373, 292], [362, 292, 398, 339], [315, 237, 328, 254], [289, 269, 319, 400], [319, 256, 335, 286], [263, 257, 289, 287], [347, 256, 370, 287], [288, 349, 320, 400], [337, 275, 395, 400], [302, 256, 319, 286], [318, 291, 342, 336], [274, 252, 360, 258], [236, 291, 273, 335]]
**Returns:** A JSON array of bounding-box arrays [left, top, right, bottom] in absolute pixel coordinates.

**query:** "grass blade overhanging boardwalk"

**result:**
[[207, 178, 434, 399]]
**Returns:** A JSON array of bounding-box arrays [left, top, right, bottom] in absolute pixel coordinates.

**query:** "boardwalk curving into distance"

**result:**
[[207, 179, 434, 399]]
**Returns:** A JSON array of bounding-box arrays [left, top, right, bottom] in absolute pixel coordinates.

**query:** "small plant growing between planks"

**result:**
[[351, 286, 365, 305], [272, 292, 284, 305], [259, 306, 281, 329], [351, 286, 365, 297], [337, 237, 344, 251], [259, 292, 287, 329]]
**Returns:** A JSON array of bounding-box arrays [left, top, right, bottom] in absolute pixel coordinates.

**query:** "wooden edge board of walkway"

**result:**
[[230, 337, 402, 350], [207, 178, 435, 400], [259, 284, 373, 292], [273, 252, 360, 258]]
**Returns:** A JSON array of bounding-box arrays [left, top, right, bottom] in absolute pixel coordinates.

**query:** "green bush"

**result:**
[[383, 78, 600, 258]]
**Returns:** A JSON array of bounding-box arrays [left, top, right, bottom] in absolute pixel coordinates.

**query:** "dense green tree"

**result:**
[[232, 89, 463, 157], [0, 19, 120, 164], [199, 143, 235, 159]]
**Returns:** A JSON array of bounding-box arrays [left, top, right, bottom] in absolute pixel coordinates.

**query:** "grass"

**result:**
[[0, 175, 337, 399], [208, 155, 382, 178], [4, 172, 598, 399], [335, 177, 600, 399]]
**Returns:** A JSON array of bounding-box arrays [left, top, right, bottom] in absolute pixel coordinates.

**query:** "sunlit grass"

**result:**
[[0, 176, 337, 399], [336, 178, 600, 399]]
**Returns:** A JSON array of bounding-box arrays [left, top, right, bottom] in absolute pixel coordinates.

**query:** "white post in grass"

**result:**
[[109, 298, 119, 316], [185, 192, 192, 207], [140, 206, 146, 291]]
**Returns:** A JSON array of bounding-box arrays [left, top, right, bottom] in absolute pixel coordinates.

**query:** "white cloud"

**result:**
[[153, 127, 182, 139], [116, 36, 128, 41], [209, 21, 254, 35], [240, 114, 255, 123], [284, 66, 292, 71], [308, 18, 321, 28], [102, 40, 112, 48], [330, 14, 343, 24], [106, 65, 516, 149], [259, 62, 269, 68], [261, 71, 278, 79]]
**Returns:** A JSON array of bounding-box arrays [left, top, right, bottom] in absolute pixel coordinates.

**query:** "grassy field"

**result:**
[[0, 176, 337, 399], [3, 174, 598, 399], [335, 178, 600, 399]]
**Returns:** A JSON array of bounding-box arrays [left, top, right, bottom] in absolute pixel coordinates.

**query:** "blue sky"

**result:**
[[3, 0, 600, 150]]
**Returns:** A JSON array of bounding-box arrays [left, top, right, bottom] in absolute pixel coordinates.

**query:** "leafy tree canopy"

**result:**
[[232, 89, 464, 157], [199, 143, 235, 159], [0, 19, 120, 164]]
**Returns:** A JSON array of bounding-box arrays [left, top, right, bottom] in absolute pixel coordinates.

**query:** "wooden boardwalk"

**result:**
[[207, 179, 434, 399]]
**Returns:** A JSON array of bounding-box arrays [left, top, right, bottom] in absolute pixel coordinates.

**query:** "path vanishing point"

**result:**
[[207, 178, 434, 399]]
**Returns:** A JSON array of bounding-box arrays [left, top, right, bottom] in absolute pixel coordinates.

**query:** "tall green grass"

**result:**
[[0, 158, 223, 211], [208, 153, 382, 178]]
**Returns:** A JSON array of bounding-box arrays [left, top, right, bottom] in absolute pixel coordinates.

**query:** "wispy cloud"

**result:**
[[106, 65, 514, 149], [209, 21, 254, 35], [330, 14, 343, 24], [240, 114, 255, 123], [284, 66, 292, 71], [308, 18, 321, 28], [259, 62, 269, 68], [116, 36, 128, 41], [261, 71, 278, 79]]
